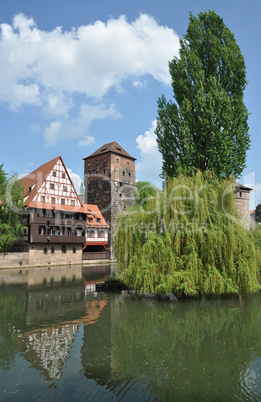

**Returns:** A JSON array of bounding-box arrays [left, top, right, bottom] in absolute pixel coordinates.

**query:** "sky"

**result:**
[[0, 0, 261, 209]]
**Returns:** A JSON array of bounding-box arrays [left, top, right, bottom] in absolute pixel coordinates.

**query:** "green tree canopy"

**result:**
[[156, 10, 250, 178], [135, 181, 159, 208], [0, 164, 24, 253]]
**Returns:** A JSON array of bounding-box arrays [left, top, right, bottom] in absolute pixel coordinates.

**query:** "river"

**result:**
[[0, 264, 260, 401]]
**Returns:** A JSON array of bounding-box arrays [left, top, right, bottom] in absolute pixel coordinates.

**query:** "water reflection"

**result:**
[[0, 265, 260, 401]]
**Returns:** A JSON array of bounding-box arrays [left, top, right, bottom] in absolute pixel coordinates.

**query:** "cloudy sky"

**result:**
[[1, 0, 261, 208]]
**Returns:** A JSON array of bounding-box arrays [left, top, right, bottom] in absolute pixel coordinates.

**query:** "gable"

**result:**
[[32, 158, 82, 208]]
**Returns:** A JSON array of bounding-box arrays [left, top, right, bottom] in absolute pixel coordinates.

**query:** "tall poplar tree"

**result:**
[[156, 11, 250, 178]]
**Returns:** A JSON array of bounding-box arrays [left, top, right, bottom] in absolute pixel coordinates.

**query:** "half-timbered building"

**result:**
[[14, 156, 109, 266]]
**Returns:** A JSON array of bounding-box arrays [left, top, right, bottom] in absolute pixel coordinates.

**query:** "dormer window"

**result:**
[[88, 217, 93, 223]]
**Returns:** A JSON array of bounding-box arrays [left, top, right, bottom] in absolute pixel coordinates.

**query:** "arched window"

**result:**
[[62, 245, 67, 254], [44, 247, 47, 254], [73, 247, 76, 254], [51, 247, 55, 254]]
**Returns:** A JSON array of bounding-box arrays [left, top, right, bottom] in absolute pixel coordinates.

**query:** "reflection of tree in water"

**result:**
[[0, 291, 25, 370], [110, 294, 261, 401]]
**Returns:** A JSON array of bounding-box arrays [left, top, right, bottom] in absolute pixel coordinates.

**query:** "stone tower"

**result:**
[[83, 141, 136, 259]]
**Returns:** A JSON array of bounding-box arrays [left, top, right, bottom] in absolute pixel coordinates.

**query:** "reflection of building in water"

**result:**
[[21, 286, 108, 384], [24, 323, 79, 382], [0, 265, 83, 286]]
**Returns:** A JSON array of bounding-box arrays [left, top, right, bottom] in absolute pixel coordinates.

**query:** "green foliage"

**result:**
[[135, 181, 159, 208], [115, 171, 260, 297], [0, 164, 25, 253], [156, 11, 250, 179]]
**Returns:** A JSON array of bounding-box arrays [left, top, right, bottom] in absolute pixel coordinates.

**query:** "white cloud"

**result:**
[[136, 120, 162, 186], [44, 103, 120, 146], [67, 169, 82, 194], [0, 13, 180, 146], [78, 135, 95, 148], [0, 13, 179, 108]]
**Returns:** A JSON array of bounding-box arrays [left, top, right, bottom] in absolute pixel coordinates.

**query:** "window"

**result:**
[[50, 183, 54, 189], [90, 231, 94, 238], [53, 171, 56, 177], [127, 161, 129, 166], [44, 247, 47, 254], [103, 169, 106, 175], [116, 147, 121, 151], [96, 160, 98, 166], [62, 245, 67, 254], [104, 158, 107, 163], [123, 171, 125, 176], [51, 247, 55, 254], [87, 162, 90, 167], [97, 218, 101, 223], [129, 173, 131, 177], [51, 197, 55, 204], [120, 182, 122, 187], [116, 158, 119, 163], [71, 200, 75, 206], [119, 193, 122, 198], [99, 231, 104, 238], [61, 198, 65, 205], [39, 226, 46, 235], [88, 217, 93, 223], [62, 173, 66, 178], [73, 247, 76, 254], [40, 196, 45, 203], [63, 186, 67, 192]]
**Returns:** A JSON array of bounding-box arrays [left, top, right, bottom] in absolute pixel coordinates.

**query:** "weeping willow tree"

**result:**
[[115, 171, 260, 297]]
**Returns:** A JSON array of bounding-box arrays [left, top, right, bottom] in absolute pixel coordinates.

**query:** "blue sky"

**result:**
[[0, 0, 261, 209]]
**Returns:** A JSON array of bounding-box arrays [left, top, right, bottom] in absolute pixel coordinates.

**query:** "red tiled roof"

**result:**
[[83, 204, 110, 228]]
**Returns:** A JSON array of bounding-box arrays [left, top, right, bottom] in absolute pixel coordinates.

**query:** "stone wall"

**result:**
[[28, 243, 82, 266], [0, 243, 82, 269], [0, 252, 29, 268]]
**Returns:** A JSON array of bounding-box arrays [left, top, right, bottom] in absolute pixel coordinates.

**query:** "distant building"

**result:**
[[83, 141, 136, 259], [234, 182, 252, 228]]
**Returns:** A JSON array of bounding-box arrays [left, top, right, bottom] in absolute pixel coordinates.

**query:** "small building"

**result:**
[[83, 204, 110, 261], [234, 182, 252, 227]]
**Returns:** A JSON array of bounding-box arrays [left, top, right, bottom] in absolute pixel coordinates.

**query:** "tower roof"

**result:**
[[83, 141, 136, 160]]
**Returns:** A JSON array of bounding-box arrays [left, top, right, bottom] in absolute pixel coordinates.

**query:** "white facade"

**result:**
[[33, 159, 81, 207]]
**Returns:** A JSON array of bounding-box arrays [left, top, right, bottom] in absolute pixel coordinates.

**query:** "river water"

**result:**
[[0, 264, 260, 401]]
